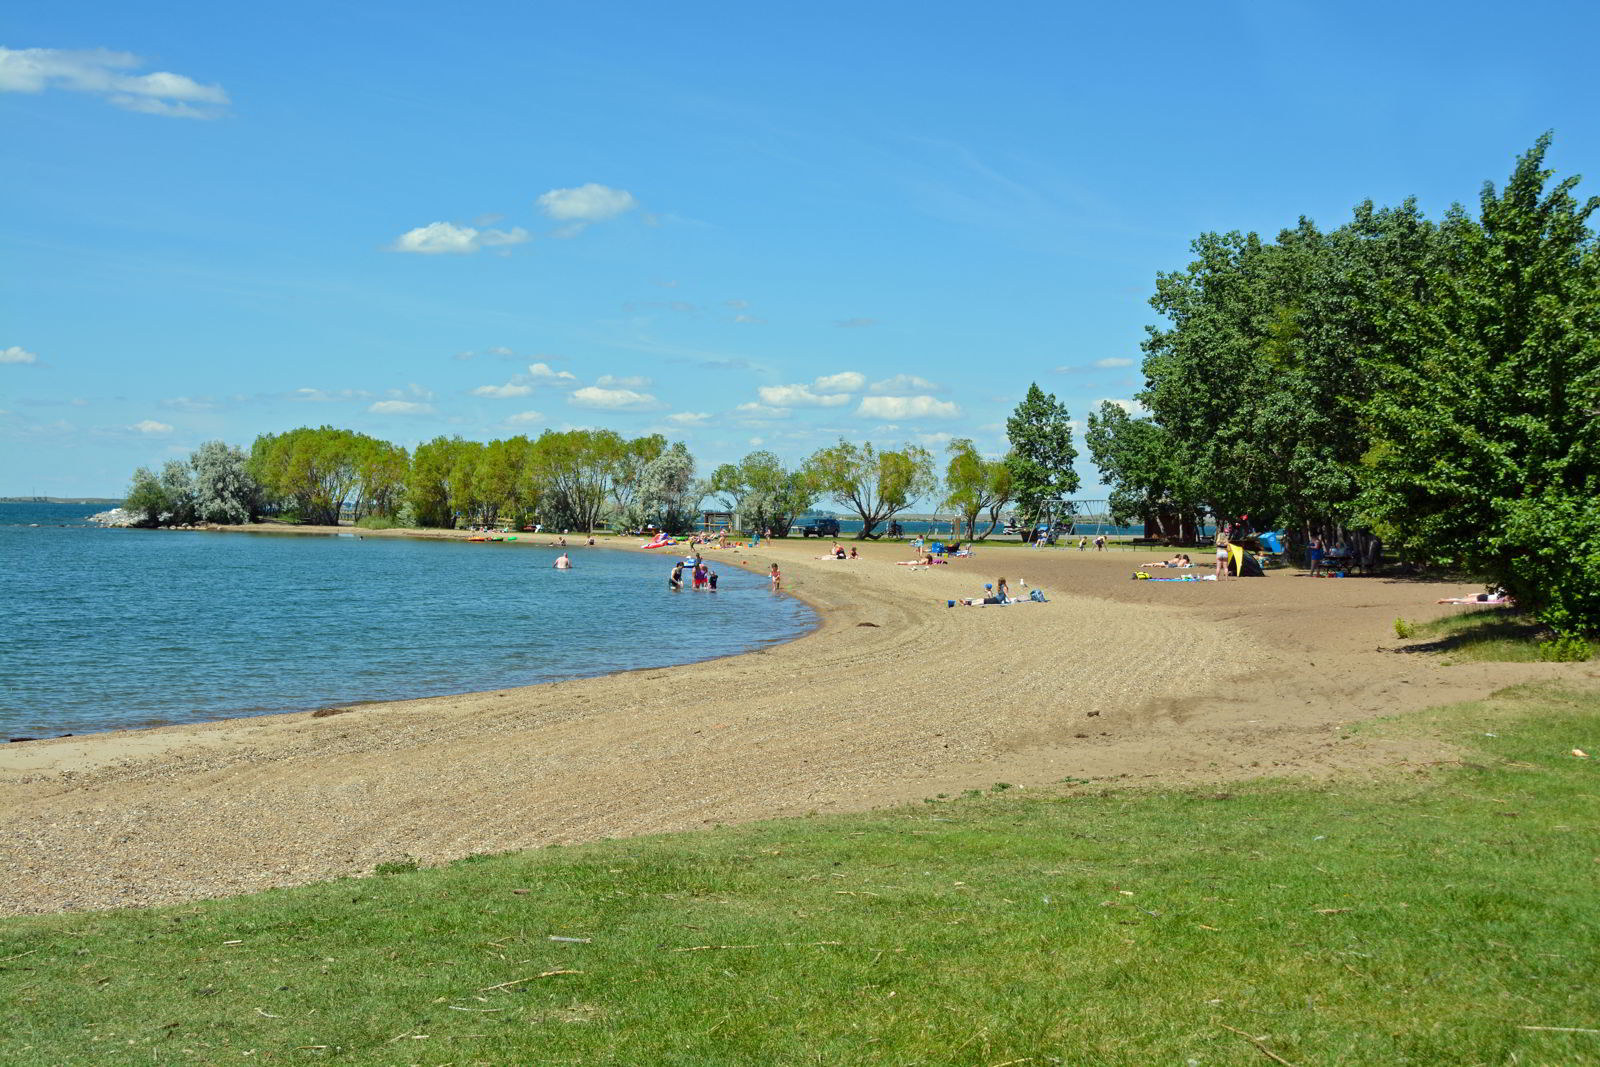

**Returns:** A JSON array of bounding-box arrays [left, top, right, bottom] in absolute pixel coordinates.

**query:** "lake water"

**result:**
[[0, 502, 815, 738]]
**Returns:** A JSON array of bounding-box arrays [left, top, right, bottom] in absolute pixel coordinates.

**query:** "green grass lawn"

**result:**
[[5, 686, 1598, 1065], [1396, 609, 1596, 663]]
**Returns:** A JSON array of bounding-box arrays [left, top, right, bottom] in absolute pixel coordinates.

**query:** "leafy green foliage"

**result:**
[[250, 427, 407, 526], [711, 450, 816, 536], [1005, 384, 1079, 526], [806, 439, 936, 539], [942, 438, 1013, 539], [1359, 135, 1600, 633]]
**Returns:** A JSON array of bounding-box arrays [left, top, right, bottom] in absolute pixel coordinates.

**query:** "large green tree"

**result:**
[[710, 450, 815, 536], [1005, 384, 1079, 531], [806, 440, 936, 539], [1360, 135, 1600, 633], [942, 438, 1013, 540]]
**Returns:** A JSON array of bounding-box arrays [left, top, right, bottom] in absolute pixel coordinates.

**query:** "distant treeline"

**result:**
[[124, 388, 1091, 543], [1085, 135, 1598, 635]]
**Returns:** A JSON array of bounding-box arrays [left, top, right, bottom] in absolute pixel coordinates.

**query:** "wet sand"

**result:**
[[3, 534, 1594, 914]]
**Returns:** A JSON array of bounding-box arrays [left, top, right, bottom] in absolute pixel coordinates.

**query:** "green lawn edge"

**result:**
[[4, 684, 1598, 1065]]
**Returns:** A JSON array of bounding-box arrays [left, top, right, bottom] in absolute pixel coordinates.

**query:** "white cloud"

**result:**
[[758, 384, 852, 408], [570, 386, 657, 410], [735, 402, 789, 419], [389, 221, 529, 255], [527, 362, 577, 384], [480, 227, 531, 247], [0, 47, 229, 119], [368, 400, 434, 415], [290, 387, 371, 402], [1096, 397, 1147, 415], [597, 373, 652, 389], [505, 410, 545, 425], [160, 395, 218, 412], [390, 222, 479, 255], [1096, 357, 1135, 368], [856, 396, 961, 419], [666, 411, 711, 426], [471, 382, 534, 398], [732, 313, 765, 324], [868, 374, 940, 395], [537, 183, 638, 222], [131, 419, 173, 434], [914, 431, 955, 447], [1, 345, 39, 365], [813, 371, 865, 394]]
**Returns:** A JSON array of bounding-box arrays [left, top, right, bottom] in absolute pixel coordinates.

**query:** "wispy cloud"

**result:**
[[0, 46, 229, 119], [537, 183, 639, 223], [597, 373, 652, 389], [504, 410, 545, 425], [528, 362, 577, 385], [758, 384, 852, 408], [570, 386, 658, 410], [368, 400, 434, 415], [856, 395, 960, 419], [666, 411, 711, 426], [389, 221, 531, 255], [833, 317, 877, 329], [470, 382, 534, 398], [1095, 357, 1135, 368], [131, 419, 173, 434], [290, 387, 372, 403], [869, 374, 940, 394]]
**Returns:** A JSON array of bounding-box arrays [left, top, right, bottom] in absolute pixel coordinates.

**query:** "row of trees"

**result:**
[[1085, 135, 1599, 635], [122, 381, 1088, 543]]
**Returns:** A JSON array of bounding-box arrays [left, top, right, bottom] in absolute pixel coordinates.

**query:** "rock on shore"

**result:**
[[88, 508, 138, 527]]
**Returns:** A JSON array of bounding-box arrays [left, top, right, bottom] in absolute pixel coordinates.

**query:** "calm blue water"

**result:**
[[0, 502, 815, 737]]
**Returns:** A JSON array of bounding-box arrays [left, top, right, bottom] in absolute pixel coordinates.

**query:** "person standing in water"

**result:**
[[553, 552, 572, 569], [769, 562, 781, 590], [669, 561, 684, 591]]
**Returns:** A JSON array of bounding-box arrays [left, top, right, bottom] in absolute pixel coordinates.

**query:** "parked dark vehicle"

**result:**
[[799, 516, 841, 538]]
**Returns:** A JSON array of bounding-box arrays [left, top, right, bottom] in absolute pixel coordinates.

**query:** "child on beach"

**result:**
[[769, 563, 781, 590]]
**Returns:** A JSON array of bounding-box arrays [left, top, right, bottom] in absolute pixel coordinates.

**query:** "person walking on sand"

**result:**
[[1214, 540, 1230, 581], [769, 562, 781, 590], [1308, 535, 1325, 577]]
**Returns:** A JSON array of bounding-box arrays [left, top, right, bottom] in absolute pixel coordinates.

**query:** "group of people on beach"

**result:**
[[817, 541, 859, 560]]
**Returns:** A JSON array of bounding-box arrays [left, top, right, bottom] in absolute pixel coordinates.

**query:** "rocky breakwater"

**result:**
[[87, 508, 139, 527]]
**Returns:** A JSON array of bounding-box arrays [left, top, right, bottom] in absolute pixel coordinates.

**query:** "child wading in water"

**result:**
[[769, 563, 781, 590]]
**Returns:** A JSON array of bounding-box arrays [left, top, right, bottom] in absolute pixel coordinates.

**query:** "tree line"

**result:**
[[1086, 135, 1598, 636], [122, 386, 1085, 541]]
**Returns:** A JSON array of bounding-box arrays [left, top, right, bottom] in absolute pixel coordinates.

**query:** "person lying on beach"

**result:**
[[896, 553, 945, 567], [1437, 589, 1513, 604], [1142, 554, 1193, 568]]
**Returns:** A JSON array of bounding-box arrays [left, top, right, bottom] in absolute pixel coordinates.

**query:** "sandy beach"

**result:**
[[3, 533, 1595, 915]]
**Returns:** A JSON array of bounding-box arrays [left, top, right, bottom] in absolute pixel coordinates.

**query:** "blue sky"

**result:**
[[4, 1, 1597, 498]]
